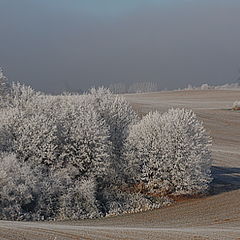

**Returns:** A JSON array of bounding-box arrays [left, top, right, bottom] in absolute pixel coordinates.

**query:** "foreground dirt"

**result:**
[[0, 90, 239, 240]]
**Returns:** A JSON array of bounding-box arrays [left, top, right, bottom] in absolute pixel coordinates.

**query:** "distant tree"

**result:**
[[128, 82, 160, 93], [187, 84, 193, 90], [125, 109, 212, 195], [109, 83, 127, 94]]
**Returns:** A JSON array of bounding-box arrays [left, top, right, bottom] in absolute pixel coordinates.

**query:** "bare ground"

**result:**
[[0, 90, 239, 240]]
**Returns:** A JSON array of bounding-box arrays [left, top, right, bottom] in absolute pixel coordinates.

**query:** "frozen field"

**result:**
[[0, 89, 239, 240]]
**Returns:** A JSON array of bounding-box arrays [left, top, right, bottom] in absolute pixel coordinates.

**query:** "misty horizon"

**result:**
[[1, 0, 240, 93]]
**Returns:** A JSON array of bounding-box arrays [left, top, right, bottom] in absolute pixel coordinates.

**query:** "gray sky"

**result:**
[[1, 0, 240, 93]]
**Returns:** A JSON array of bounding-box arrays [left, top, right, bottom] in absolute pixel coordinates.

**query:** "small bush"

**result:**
[[232, 101, 240, 110], [0, 153, 37, 220], [58, 177, 101, 220], [100, 186, 170, 216]]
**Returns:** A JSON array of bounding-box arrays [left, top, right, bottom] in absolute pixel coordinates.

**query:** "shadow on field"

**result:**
[[210, 166, 240, 195]]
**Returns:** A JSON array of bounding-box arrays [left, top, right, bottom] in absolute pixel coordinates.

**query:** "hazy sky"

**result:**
[[1, 0, 240, 93]]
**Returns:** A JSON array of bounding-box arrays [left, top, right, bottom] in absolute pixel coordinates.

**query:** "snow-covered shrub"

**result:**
[[232, 101, 240, 110], [0, 153, 38, 220], [0, 154, 101, 221], [0, 153, 59, 220], [125, 109, 212, 195], [30, 166, 63, 220], [100, 187, 170, 216], [59, 177, 100, 220]]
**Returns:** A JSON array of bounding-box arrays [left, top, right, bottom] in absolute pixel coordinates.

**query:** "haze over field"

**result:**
[[1, 0, 240, 92]]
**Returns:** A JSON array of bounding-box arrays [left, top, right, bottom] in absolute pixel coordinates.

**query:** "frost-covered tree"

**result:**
[[125, 109, 212, 195], [15, 111, 60, 166], [0, 69, 41, 109], [58, 99, 112, 178], [86, 88, 138, 178], [0, 97, 61, 166], [109, 83, 127, 94], [0, 153, 66, 220], [128, 82, 160, 93], [0, 94, 112, 174], [7, 82, 41, 109]]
